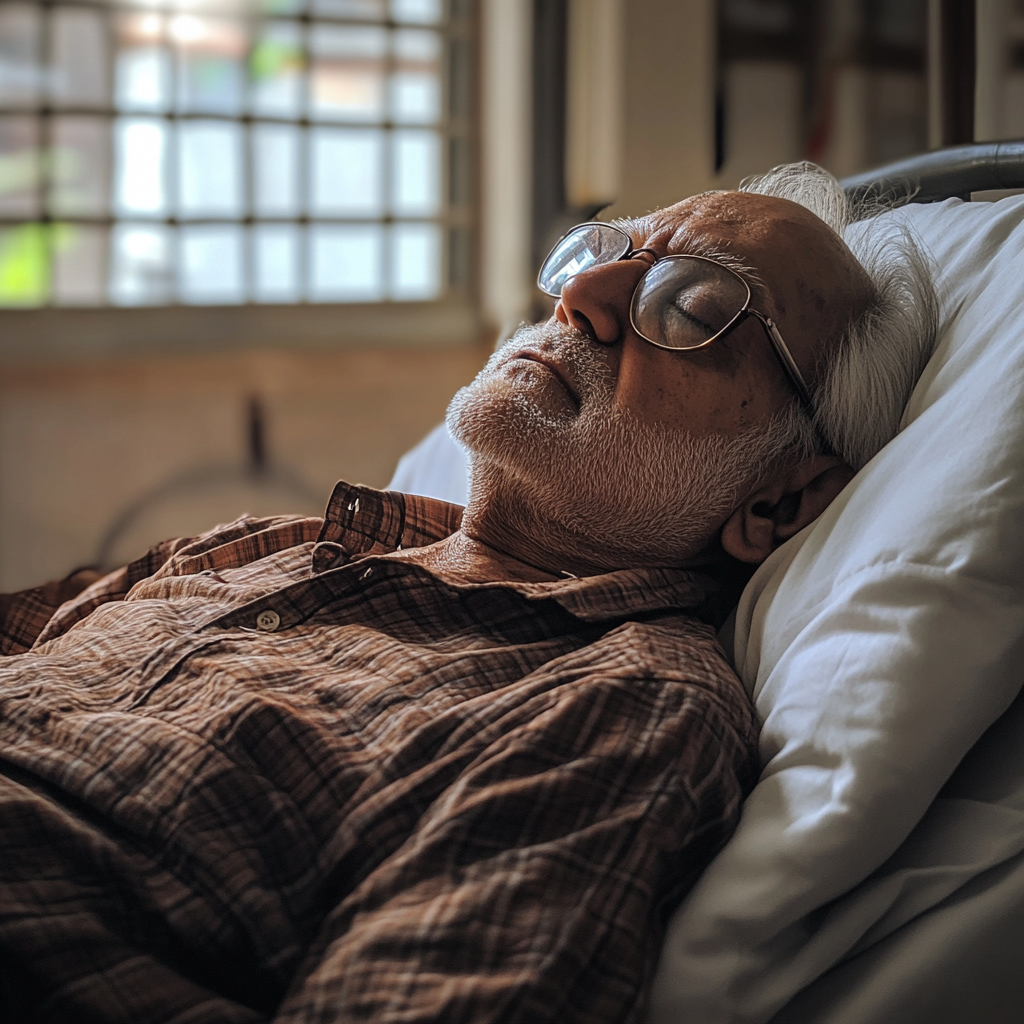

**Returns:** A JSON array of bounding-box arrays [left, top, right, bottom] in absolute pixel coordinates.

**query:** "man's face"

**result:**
[[448, 318, 801, 567], [448, 191, 873, 568]]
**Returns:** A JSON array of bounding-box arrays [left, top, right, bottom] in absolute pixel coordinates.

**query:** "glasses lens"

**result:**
[[631, 257, 749, 350], [537, 223, 630, 296]]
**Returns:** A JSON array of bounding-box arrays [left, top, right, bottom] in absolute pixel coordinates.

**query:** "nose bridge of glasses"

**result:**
[[628, 247, 660, 269]]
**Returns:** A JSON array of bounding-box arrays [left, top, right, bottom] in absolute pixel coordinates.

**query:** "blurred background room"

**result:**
[[0, 0, 1019, 589]]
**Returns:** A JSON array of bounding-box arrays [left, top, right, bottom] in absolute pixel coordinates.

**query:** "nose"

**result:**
[[554, 258, 651, 346]]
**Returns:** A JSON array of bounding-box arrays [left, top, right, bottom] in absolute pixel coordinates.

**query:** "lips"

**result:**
[[509, 350, 581, 406]]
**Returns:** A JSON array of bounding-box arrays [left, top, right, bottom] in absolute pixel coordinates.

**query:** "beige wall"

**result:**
[[604, 0, 717, 221], [0, 344, 487, 591]]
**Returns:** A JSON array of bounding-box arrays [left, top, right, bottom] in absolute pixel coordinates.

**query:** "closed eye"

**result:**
[[673, 303, 716, 337], [656, 301, 716, 345]]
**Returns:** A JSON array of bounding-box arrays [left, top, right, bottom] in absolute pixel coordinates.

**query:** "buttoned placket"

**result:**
[[122, 548, 395, 705]]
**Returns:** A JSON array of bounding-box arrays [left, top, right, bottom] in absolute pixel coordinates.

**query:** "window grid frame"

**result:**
[[0, 0, 476, 309]]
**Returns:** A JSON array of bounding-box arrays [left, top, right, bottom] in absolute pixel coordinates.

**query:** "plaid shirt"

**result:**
[[0, 481, 758, 1024]]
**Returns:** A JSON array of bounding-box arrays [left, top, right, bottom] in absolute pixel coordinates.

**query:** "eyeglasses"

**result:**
[[537, 221, 813, 409]]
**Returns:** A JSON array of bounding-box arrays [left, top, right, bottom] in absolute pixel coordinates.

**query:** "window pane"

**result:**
[[177, 120, 243, 218], [309, 223, 383, 301], [114, 118, 167, 217], [173, 15, 246, 115], [391, 129, 440, 216], [0, 116, 40, 217], [109, 223, 173, 305], [252, 223, 300, 302], [264, 0, 307, 13], [249, 20, 304, 118], [50, 7, 109, 108], [310, 127, 383, 216], [309, 24, 386, 122], [0, 224, 48, 307], [50, 117, 111, 217], [53, 224, 107, 307], [115, 15, 171, 113], [391, 0, 443, 26], [311, 0, 387, 20], [391, 30, 441, 124], [252, 123, 301, 216], [390, 222, 440, 299], [394, 27, 441, 63], [0, 5, 42, 108], [179, 224, 244, 304]]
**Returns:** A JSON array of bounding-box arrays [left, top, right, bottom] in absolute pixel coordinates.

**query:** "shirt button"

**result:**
[[255, 609, 281, 632]]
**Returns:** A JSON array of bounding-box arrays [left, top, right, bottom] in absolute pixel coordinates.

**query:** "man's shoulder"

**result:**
[[547, 612, 758, 772]]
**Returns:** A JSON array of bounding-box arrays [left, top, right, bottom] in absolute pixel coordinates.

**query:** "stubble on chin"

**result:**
[[446, 321, 598, 463], [447, 321, 795, 568]]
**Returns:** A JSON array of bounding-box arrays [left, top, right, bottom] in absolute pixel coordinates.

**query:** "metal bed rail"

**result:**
[[840, 140, 1024, 203]]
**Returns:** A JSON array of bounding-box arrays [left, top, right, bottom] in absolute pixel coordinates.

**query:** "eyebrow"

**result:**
[[608, 216, 767, 296], [608, 215, 651, 243], [683, 242, 767, 297]]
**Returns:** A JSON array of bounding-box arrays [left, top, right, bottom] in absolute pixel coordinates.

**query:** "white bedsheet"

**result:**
[[769, 679, 1024, 1023]]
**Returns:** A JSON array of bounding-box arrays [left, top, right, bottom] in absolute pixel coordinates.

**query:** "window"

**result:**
[[0, 0, 474, 309]]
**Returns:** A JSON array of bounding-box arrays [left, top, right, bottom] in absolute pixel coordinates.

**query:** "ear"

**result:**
[[720, 456, 855, 565]]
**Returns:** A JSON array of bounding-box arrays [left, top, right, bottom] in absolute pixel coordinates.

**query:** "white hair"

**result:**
[[739, 161, 939, 470]]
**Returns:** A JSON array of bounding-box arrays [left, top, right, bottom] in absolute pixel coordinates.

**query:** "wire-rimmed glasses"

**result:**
[[537, 221, 813, 409]]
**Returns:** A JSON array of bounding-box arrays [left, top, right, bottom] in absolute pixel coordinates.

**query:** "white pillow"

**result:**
[[387, 421, 469, 505], [647, 196, 1024, 1024]]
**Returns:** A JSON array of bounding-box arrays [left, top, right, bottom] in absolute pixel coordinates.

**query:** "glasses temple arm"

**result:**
[[748, 310, 814, 411]]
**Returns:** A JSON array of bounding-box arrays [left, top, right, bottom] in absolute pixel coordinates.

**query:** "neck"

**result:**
[[454, 467, 720, 580], [459, 493, 603, 578]]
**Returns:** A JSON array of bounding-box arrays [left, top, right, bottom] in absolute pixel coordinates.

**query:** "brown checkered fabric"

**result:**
[[0, 482, 758, 1024]]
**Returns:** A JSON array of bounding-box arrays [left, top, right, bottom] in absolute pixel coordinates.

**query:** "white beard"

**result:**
[[447, 321, 797, 567]]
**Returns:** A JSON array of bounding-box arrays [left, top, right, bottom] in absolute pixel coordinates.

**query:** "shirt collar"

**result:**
[[311, 481, 722, 624], [312, 481, 465, 574]]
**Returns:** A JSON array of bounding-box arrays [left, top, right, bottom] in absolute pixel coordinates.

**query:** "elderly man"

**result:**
[[0, 165, 933, 1024]]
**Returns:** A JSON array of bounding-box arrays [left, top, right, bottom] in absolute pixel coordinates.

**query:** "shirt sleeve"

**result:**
[[0, 567, 105, 656], [0, 515, 323, 655], [270, 618, 758, 1024], [0, 531, 213, 656]]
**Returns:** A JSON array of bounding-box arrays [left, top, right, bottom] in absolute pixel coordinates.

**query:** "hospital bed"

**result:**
[[388, 142, 1024, 1024]]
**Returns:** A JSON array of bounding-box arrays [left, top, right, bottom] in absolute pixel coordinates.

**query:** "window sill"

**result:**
[[0, 299, 483, 364]]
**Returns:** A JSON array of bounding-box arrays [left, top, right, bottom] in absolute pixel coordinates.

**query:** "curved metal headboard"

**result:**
[[840, 140, 1024, 203]]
